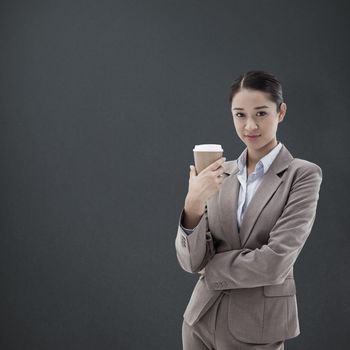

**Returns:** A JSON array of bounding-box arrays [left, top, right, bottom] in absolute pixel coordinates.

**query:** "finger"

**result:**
[[204, 157, 226, 172], [215, 176, 225, 185], [216, 172, 227, 182], [213, 166, 225, 176], [189, 165, 197, 177]]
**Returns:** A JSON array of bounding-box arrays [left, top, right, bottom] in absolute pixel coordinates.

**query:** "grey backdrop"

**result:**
[[0, 0, 348, 349]]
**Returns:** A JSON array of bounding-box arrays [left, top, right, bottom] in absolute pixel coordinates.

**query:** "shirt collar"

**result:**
[[237, 141, 283, 175]]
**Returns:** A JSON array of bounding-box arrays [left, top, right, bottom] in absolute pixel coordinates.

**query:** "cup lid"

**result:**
[[193, 144, 223, 152]]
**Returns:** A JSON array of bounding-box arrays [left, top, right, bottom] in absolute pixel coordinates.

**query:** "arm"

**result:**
[[180, 221, 207, 276], [175, 206, 216, 273], [204, 164, 323, 290], [175, 158, 226, 273]]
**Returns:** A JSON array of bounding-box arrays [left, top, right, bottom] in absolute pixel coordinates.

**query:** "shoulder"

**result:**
[[289, 158, 323, 179]]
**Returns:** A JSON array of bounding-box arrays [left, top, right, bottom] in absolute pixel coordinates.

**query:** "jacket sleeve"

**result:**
[[175, 206, 216, 273], [203, 163, 323, 290], [180, 223, 195, 235]]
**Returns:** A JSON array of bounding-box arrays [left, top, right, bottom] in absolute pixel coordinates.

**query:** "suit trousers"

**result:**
[[182, 291, 285, 350]]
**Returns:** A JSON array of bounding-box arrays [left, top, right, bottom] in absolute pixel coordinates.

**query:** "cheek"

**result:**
[[233, 118, 240, 126], [233, 123, 241, 132], [262, 120, 277, 130], [270, 121, 279, 131]]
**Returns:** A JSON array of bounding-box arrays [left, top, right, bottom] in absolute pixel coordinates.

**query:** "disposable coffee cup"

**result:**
[[193, 144, 224, 174]]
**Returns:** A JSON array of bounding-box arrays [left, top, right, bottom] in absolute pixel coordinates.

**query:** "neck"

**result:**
[[246, 139, 279, 168]]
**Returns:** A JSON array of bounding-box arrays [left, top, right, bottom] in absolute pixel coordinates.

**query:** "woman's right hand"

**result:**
[[184, 157, 226, 215]]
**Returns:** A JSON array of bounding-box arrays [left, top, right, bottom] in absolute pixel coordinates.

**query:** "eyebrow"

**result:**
[[232, 105, 270, 110]]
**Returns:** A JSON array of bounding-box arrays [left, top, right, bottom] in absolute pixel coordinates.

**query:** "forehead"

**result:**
[[231, 89, 273, 108]]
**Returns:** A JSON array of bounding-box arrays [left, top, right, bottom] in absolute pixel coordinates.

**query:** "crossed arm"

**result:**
[[175, 164, 323, 290]]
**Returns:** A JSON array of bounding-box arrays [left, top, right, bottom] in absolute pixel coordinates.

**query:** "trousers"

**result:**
[[182, 291, 285, 350]]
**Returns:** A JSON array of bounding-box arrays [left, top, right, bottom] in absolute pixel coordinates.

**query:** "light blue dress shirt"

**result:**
[[181, 141, 283, 235]]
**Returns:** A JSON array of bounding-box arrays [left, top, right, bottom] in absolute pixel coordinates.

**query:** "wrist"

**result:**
[[184, 194, 206, 216]]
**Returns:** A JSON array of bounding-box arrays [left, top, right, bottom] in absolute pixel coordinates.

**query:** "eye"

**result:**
[[235, 113, 245, 118], [257, 111, 267, 117]]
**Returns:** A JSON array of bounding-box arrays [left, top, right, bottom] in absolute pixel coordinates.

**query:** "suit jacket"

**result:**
[[175, 144, 323, 344]]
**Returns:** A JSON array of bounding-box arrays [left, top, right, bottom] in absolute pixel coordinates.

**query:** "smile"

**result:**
[[245, 135, 260, 139]]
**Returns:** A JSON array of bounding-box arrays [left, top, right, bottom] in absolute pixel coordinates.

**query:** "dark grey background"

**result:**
[[0, 0, 348, 349]]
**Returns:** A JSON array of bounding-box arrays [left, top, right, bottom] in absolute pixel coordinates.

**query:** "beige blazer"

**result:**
[[175, 144, 323, 344]]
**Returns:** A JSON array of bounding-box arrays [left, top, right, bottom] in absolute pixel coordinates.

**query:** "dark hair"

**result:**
[[228, 70, 284, 112]]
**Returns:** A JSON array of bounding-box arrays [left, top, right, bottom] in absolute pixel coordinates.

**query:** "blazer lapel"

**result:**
[[219, 144, 294, 248]]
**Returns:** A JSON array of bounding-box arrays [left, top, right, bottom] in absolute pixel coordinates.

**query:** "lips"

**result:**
[[245, 135, 260, 141]]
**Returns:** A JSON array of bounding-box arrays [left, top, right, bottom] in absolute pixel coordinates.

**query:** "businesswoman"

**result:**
[[175, 70, 323, 350]]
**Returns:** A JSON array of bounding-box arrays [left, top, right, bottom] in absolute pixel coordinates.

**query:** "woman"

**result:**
[[175, 70, 323, 350]]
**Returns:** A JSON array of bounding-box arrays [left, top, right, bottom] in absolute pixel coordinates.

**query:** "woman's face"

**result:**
[[231, 88, 287, 151]]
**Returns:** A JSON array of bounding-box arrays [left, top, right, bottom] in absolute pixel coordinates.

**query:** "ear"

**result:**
[[278, 103, 287, 122]]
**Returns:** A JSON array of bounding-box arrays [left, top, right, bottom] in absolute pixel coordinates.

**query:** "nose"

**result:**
[[244, 118, 259, 131]]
